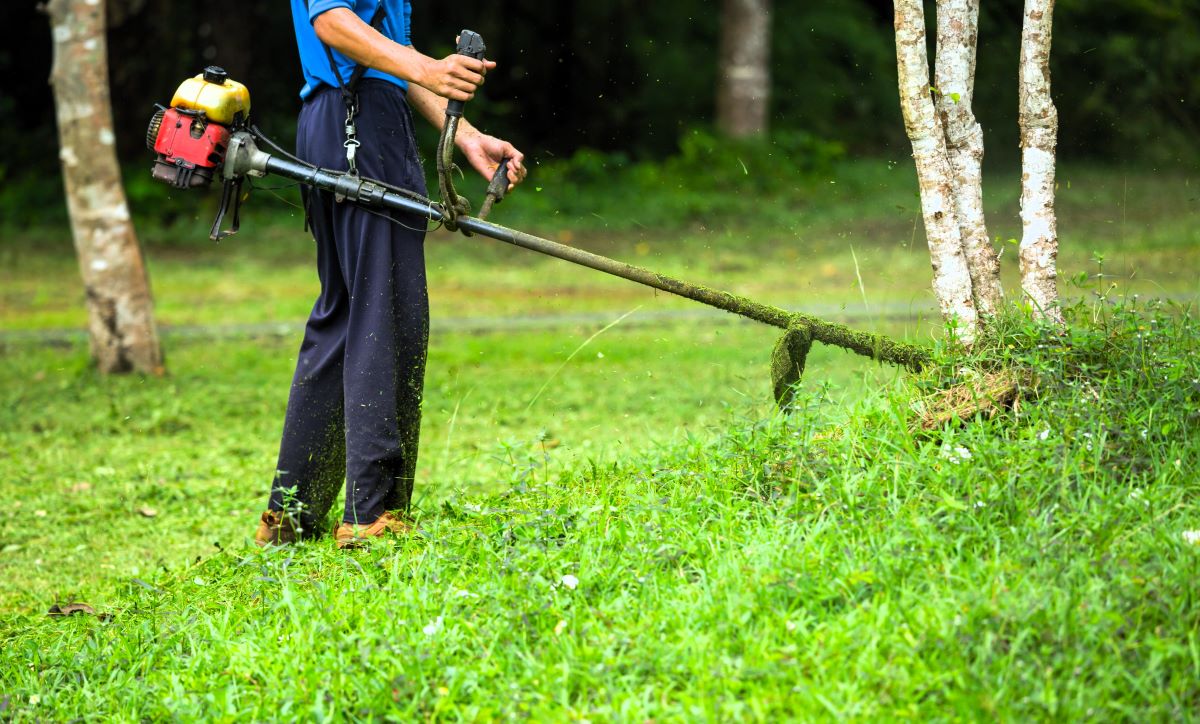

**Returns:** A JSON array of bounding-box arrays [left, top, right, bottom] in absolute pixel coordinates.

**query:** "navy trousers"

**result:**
[[267, 80, 429, 530]]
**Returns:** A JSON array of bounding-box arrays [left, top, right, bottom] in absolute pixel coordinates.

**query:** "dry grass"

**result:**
[[909, 366, 1033, 432]]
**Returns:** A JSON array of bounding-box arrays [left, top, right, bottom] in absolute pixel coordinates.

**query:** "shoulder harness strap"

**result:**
[[305, 1, 388, 179]]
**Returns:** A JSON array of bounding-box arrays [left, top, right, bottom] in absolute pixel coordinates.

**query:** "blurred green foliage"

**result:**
[[1, 0, 1197, 229], [508, 128, 845, 230]]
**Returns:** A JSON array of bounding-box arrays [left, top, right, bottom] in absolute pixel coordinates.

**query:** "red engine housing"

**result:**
[[149, 108, 231, 188]]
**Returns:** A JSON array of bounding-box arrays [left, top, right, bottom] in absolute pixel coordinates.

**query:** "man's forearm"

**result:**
[[313, 8, 431, 87], [312, 8, 485, 104], [407, 83, 481, 141]]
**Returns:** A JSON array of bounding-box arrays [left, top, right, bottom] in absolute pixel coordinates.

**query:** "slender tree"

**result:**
[[716, 0, 772, 138], [894, 0, 978, 343], [1018, 0, 1062, 322], [47, 0, 163, 374], [934, 0, 1003, 317]]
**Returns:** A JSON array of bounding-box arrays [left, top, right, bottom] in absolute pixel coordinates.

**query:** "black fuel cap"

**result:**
[[202, 66, 229, 85]]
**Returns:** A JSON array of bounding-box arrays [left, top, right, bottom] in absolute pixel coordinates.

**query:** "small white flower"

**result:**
[[1183, 530, 1200, 546], [974, 500, 986, 509], [29, 695, 41, 706], [785, 620, 797, 632], [1038, 428, 1051, 441], [554, 619, 568, 636], [423, 616, 443, 636], [940, 444, 972, 463], [561, 574, 579, 590], [454, 589, 473, 598]]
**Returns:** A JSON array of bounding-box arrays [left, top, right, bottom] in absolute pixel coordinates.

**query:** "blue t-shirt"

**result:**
[[292, 0, 413, 100]]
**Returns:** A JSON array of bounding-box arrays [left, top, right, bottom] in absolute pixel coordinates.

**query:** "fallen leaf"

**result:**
[[47, 602, 112, 621], [138, 507, 158, 518], [70, 482, 92, 493], [47, 602, 94, 616]]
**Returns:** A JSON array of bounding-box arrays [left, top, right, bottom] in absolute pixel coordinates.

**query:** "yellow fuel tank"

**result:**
[[170, 66, 250, 126]]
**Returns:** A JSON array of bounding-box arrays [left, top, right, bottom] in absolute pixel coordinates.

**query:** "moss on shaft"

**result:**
[[649, 273, 930, 372], [460, 217, 931, 372], [771, 323, 813, 410]]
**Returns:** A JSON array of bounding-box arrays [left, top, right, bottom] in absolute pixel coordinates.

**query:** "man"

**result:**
[[255, 0, 526, 548]]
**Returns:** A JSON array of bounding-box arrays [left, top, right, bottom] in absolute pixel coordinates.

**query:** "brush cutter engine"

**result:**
[[147, 66, 248, 188], [147, 66, 250, 238], [147, 106, 229, 188]]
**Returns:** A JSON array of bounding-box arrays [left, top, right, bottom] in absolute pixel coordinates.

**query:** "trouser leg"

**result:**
[[267, 185, 349, 535], [337, 83, 429, 524], [267, 80, 429, 530], [338, 192, 428, 523]]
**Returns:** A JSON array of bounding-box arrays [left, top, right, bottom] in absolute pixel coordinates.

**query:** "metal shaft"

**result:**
[[228, 134, 928, 371], [455, 216, 927, 370]]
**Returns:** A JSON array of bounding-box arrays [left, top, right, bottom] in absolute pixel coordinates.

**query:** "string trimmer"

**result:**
[[146, 32, 929, 408]]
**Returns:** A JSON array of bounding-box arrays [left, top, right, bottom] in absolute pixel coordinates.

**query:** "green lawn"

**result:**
[[0, 161, 1197, 718]]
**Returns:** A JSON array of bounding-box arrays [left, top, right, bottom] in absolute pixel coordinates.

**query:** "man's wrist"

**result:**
[[455, 123, 482, 147], [406, 52, 434, 89]]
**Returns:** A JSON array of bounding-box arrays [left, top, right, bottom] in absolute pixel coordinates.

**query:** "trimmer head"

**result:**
[[771, 322, 813, 411]]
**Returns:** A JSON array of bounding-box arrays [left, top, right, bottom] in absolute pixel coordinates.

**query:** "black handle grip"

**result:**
[[487, 158, 510, 202], [446, 29, 486, 118]]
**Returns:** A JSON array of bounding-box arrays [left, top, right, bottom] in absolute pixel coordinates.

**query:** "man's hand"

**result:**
[[457, 130, 527, 192], [417, 55, 496, 102]]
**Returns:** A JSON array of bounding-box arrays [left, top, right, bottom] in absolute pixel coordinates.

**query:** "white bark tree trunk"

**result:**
[[1018, 0, 1063, 323], [717, 0, 772, 138], [48, 0, 164, 374], [934, 0, 1003, 318], [894, 0, 978, 343]]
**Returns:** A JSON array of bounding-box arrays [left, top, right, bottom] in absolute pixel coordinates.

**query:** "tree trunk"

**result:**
[[1018, 0, 1062, 323], [47, 0, 164, 374], [717, 0, 772, 138], [934, 0, 1003, 318], [894, 0, 978, 343]]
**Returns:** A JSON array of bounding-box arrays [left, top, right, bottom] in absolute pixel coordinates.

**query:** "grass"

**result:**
[[0, 296, 1197, 719], [0, 158, 1198, 717], [0, 320, 904, 612]]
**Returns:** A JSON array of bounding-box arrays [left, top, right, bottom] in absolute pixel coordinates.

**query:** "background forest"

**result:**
[[2, 0, 1199, 228]]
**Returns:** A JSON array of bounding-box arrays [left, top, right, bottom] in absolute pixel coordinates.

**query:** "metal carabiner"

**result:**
[[342, 100, 361, 177], [344, 137, 361, 177]]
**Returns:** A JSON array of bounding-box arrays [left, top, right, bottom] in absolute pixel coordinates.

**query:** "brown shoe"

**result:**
[[254, 510, 302, 547], [334, 511, 412, 549]]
